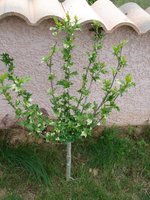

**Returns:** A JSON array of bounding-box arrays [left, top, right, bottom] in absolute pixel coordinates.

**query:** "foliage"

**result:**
[[0, 141, 49, 185], [0, 13, 135, 181], [0, 53, 48, 139], [0, 14, 134, 144]]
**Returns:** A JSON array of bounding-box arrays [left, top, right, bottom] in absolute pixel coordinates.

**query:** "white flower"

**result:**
[[52, 32, 58, 36], [87, 119, 92, 125], [51, 132, 55, 136], [116, 79, 121, 85], [56, 137, 60, 141], [81, 131, 87, 137], [63, 43, 70, 49], [49, 27, 56, 31], [28, 98, 32, 103], [97, 122, 101, 126]]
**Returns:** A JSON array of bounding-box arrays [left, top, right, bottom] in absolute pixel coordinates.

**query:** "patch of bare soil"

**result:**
[[22, 191, 36, 200], [0, 189, 6, 199]]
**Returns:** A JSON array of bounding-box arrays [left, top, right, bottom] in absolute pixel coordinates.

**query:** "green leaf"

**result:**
[[111, 68, 116, 76], [125, 74, 132, 83], [82, 74, 87, 82], [48, 73, 56, 81], [20, 76, 31, 84], [0, 53, 14, 65], [120, 56, 127, 66], [57, 80, 71, 88], [78, 88, 90, 96], [113, 40, 127, 57], [82, 102, 91, 110], [0, 73, 8, 83], [0, 88, 3, 94], [70, 71, 78, 77]]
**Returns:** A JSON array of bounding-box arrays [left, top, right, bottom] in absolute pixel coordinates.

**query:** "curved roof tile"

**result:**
[[120, 3, 150, 34], [0, 0, 149, 34], [62, 0, 101, 25], [0, 0, 31, 23], [33, 0, 65, 24], [0, 0, 65, 25], [146, 7, 150, 14], [91, 0, 139, 33]]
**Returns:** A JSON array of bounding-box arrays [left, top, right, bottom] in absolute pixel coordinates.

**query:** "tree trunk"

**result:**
[[66, 142, 72, 181]]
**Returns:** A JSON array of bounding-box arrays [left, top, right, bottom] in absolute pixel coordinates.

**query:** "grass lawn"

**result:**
[[0, 126, 150, 200]]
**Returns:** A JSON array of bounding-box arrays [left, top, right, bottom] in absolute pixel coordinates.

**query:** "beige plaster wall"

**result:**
[[0, 16, 149, 128]]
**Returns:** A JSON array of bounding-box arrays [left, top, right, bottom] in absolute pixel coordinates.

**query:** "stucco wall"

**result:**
[[0, 17, 149, 128]]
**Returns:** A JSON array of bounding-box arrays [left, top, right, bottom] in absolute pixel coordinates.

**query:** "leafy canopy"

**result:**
[[0, 14, 135, 143]]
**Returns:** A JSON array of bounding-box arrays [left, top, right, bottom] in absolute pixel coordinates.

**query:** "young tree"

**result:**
[[0, 14, 135, 181]]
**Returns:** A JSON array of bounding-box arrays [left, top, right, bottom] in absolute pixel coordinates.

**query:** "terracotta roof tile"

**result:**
[[62, 0, 100, 24], [145, 7, 150, 14], [120, 3, 150, 34], [33, 0, 65, 24], [0, 0, 65, 24], [91, 0, 139, 33], [0, 0, 149, 34], [0, 0, 31, 23]]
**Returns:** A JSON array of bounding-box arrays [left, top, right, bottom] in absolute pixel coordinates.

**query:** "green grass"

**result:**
[[3, 193, 22, 200], [0, 141, 49, 185], [0, 126, 150, 200], [88, 0, 150, 8]]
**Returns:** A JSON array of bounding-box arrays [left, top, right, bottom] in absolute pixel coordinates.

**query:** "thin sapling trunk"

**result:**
[[66, 142, 72, 181]]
